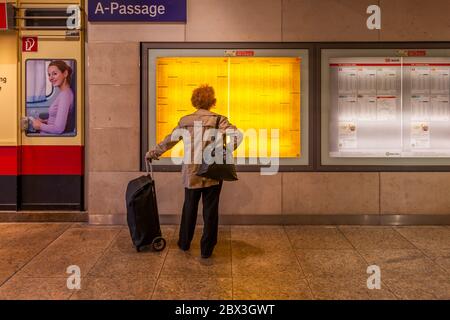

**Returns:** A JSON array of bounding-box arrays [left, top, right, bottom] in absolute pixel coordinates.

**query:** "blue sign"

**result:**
[[88, 0, 186, 22]]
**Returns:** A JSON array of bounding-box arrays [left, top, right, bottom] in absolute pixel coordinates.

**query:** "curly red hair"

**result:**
[[191, 85, 216, 110]]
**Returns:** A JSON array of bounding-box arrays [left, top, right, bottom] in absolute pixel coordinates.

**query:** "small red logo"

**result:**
[[22, 37, 38, 52], [235, 50, 254, 57], [407, 50, 426, 57]]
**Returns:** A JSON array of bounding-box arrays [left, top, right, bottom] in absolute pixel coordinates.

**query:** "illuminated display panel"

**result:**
[[322, 48, 450, 167], [156, 57, 301, 158]]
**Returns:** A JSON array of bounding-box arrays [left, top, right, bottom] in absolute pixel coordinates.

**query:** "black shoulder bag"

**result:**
[[196, 116, 238, 181]]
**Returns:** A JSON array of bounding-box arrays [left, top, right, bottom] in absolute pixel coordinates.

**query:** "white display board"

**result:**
[[329, 57, 450, 158]]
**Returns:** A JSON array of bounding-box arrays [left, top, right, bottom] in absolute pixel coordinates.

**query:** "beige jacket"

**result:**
[[153, 108, 242, 189]]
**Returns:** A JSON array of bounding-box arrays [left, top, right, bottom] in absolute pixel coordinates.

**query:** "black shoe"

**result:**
[[177, 242, 190, 251], [201, 251, 213, 259]]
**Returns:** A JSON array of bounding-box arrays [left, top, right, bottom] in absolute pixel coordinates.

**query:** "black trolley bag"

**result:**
[[125, 159, 166, 252]]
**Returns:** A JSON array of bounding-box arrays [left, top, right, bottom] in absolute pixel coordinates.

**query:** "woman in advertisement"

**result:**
[[31, 60, 74, 135]]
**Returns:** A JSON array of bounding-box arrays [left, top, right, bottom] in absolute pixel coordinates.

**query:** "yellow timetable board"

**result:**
[[156, 57, 301, 158]]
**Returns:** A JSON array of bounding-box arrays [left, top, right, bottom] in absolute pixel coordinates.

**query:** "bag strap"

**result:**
[[211, 116, 221, 143], [215, 116, 226, 147], [215, 115, 221, 129]]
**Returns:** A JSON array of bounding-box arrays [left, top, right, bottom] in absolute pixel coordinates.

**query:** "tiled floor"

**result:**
[[0, 223, 449, 300]]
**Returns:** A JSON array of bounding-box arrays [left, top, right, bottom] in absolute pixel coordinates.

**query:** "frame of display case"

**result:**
[[141, 42, 450, 173], [140, 42, 315, 172], [317, 42, 450, 172]]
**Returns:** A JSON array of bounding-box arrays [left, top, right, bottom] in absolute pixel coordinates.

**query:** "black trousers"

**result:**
[[178, 181, 223, 256]]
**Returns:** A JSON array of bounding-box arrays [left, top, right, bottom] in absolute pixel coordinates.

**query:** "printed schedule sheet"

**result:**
[[329, 57, 450, 157]]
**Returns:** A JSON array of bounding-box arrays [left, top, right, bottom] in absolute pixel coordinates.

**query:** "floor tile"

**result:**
[[160, 248, 231, 278], [285, 226, 353, 249], [0, 276, 73, 300], [231, 226, 289, 247], [170, 226, 230, 250], [359, 249, 445, 276], [109, 227, 174, 256], [295, 249, 367, 278], [0, 223, 32, 235], [0, 248, 43, 274], [0, 272, 13, 286], [394, 227, 450, 250], [152, 276, 232, 300], [0, 223, 448, 300], [87, 249, 166, 279], [339, 226, 415, 250], [19, 245, 105, 278], [308, 275, 397, 300], [232, 273, 313, 300], [0, 223, 71, 248], [383, 271, 450, 300], [0, 222, 69, 236], [418, 248, 450, 273], [70, 276, 156, 300], [232, 244, 303, 277], [54, 226, 121, 249]]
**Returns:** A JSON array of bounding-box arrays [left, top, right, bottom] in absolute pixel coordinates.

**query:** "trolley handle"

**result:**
[[145, 158, 154, 180]]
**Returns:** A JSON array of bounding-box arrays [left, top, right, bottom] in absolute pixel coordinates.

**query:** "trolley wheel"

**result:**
[[152, 237, 166, 251]]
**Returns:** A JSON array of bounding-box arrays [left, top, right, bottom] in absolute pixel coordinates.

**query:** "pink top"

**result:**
[[40, 89, 74, 134]]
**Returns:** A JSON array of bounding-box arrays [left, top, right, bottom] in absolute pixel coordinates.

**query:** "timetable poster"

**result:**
[[156, 57, 301, 158], [329, 57, 402, 157], [329, 57, 450, 158], [403, 58, 450, 156]]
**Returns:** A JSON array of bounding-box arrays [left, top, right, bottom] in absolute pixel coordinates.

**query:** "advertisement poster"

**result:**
[[411, 122, 430, 149], [338, 122, 357, 149], [25, 59, 77, 136]]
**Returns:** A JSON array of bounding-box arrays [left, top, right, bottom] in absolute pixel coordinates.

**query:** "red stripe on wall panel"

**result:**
[[0, 146, 19, 175], [329, 63, 402, 67], [21, 146, 84, 175]]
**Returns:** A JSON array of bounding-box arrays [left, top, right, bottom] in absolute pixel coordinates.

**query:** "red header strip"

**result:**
[[330, 63, 450, 67], [0, 146, 84, 175], [330, 64, 401, 67], [405, 63, 450, 66], [21, 145, 84, 175], [0, 146, 19, 175]]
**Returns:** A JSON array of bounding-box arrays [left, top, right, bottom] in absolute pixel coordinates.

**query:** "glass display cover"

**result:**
[[329, 57, 450, 158], [156, 56, 301, 158]]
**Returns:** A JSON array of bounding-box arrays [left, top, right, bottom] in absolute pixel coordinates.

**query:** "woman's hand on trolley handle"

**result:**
[[145, 149, 160, 161]]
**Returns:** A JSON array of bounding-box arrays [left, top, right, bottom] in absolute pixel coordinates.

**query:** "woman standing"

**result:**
[[146, 85, 242, 258], [32, 60, 74, 135]]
